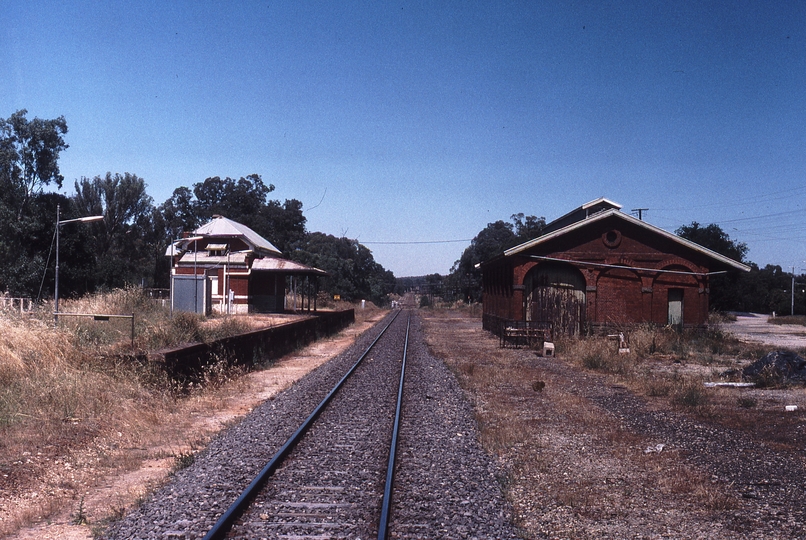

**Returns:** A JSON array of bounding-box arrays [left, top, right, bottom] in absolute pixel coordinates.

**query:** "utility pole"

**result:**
[[792, 266, 796, 316], [631, 208, 648, 221]]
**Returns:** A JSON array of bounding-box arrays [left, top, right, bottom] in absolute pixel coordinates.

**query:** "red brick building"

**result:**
[[481, 199, 750, 337], [167, 216, 326, 314]]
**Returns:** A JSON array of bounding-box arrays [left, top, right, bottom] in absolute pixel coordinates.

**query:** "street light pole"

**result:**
[[55, 204, 60, 322], [54, 204, 104, 323]]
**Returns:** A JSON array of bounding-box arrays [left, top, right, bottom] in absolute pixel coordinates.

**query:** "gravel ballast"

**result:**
[[102, 310, 518, 539]]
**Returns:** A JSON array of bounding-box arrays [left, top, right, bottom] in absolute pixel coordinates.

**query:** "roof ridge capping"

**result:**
[[503, 209, 750, 273], [582, 197, 622, 210], [539, 197, 623, 236]]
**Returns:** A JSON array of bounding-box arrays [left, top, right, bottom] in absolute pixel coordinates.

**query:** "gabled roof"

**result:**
[[195, 215, 281, 256], [501, 209, 751, 272], [165, 215, 282, 257]]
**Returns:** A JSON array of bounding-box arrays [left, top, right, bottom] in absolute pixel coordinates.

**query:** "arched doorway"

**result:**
[[524, 262, 586, 336]]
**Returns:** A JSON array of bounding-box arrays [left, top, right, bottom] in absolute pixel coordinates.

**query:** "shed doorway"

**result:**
[[524, 262, 586, 336], [668, 288, 684, 327]]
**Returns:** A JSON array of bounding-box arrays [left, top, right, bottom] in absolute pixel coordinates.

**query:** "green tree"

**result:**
[[448, 213, 545, 302], [160, 186, 199, 241], [676, 222, 749, 312], [0, 109, 68, 218], [450, 220, 517, 302], [72, 173, 157, 289], [192, 174, 273, 223], [511, 213, 546, 243], [0, 110, 74, 297], [675, 222, 748, 263], [291, 232, 395, 305], [259, 198, 307, 255], [158, 175, 306, 255]]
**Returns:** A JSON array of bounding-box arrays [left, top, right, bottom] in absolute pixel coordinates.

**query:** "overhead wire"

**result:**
[[362, 239, 473, 245]]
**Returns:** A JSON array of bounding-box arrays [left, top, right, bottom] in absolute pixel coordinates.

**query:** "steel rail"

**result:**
[[377, 314, 410, 540], [202, 309, 402, 540]]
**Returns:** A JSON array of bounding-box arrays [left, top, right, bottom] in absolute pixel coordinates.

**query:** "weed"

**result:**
[[644, 376, 672, 397], [738, 397, 757, 408], [459, 362, 476, 377], [582, 350, 606, 370], [752, 365, 780, 388], [172, 450, 196, 474], [573, 337, 634, 374], [73, 497, 88, 525], [673, 380, 709, 408]]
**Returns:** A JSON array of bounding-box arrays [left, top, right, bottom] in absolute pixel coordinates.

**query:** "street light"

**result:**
[[55, 204, 104, 322]]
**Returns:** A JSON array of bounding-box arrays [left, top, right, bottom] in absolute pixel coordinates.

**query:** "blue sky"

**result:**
[[2, 1, 805, 276]]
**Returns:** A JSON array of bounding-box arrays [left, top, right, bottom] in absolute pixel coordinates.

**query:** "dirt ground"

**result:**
[[4, 311, 386, 540], [421, 310, 806, 539]]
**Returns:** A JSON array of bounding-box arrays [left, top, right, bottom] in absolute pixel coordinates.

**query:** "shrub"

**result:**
[[644, 376, 673, 397], [566, 336, 635, 375], [673, 380, 709, 408], [738, 397, 757, 409]]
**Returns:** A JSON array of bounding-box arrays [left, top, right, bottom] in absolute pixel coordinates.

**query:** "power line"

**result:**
[[653, 185, 806, 212], [362, 239, 473, 245], [714, 209, 803, 225]]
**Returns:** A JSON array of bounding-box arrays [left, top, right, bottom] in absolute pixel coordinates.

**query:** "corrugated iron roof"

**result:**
[[177, 251, 250, 264], [251, 257, 328, 275], [194, 216, 281, 256]]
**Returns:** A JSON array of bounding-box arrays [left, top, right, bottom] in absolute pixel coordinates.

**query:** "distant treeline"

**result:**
[[0, 110, 395, 306]]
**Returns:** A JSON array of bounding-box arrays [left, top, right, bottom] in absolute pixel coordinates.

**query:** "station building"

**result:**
[[480, 198, 750, 339], [166, 215, 327, 315]]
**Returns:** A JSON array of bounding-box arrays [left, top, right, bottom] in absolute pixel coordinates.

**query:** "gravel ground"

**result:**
[[390, 314, 519, 539], [101, 310, 518, 539], [720, 313, 806, 349], [554, 359, 806, 538]]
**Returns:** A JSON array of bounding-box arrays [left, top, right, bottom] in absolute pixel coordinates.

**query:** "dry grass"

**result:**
[[51, 287, 255, 354], [767, 315, 806, 326], [0, 287, 369, 536], [557, 325, 777, 417], [421, 311, 754, 538], [0, 305, 175, 536]]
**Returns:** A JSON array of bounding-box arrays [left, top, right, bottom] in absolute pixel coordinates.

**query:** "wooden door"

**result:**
[[667, 288, 683, 327]]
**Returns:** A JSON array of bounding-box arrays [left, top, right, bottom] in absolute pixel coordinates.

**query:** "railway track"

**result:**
[[204, 310, 409, 539], [103, 307, 519, 539]]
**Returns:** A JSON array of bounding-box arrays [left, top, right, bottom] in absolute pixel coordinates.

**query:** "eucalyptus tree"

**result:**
[[0, 109, 68, 218], [72, 172, 158, 289]]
